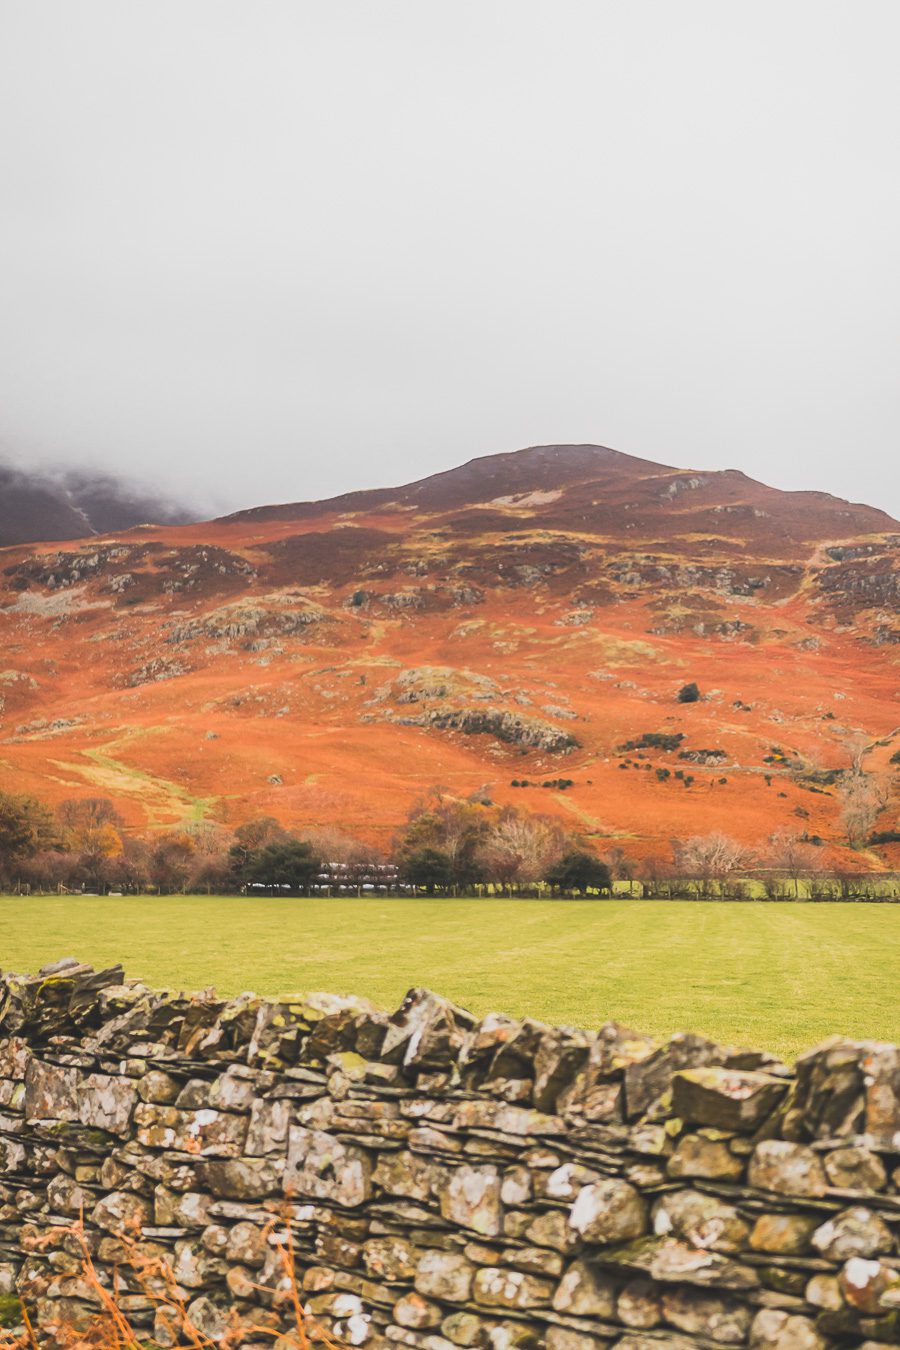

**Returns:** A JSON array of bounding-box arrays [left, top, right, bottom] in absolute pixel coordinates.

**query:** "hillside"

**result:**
[[0, 463, 195, 546], [1, 443, 897, 865]]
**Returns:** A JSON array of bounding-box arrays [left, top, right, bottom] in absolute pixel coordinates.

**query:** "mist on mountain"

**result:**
[[0, 461, 199, 546]]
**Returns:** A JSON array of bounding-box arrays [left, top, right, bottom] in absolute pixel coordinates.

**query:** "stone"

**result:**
[[652, 1189, 749, 1253], [134, 1103, 249, 1156], [661, 1287, 751, 1343], [838, 1257, 900, 1313], [453, 1099, 565, 1137], [625, 1162, 666, 1189], [604, 1238, 759, 1292], [667, 1134, 744, 1181], [90, 1190, 152, 1234], [552, 1259, 617, 1317], [225, 1263, 257, 1300], [197, 1157, 283, 1199], [485, 1320, 541, 1350], [410, 1126, 464, 1154], [473, 1267, 555, 1310], [524, 1208, 579, 1254], [173, 1239, 228, 1289], [303, 1266, 337, 1293], [0, 1138, 25, 1173], [861, 1043, 900, 1149], [154, 1187, 214, 1227], [544, 1163, 600, 1201], [440, 1166, 503, 1238], [544, 1329, 610, 1350], [23, 1059, 79, 1122], [382, 988, 477, 1072], [786, 1040, 868, 1141], [46, 1175, 90, 1217], [500, 1167, 532, 1205], [570, 1179, 648, 1245], [330, 1292, 373, 1347], [286, 1126, 373, 1206], [137, 1070, 181, 1104], [624, 1033, 726, 1120], [749, 1308, 825, 1349], [375, 1150, 447, 1202], [77, 1073, 137, 1136], [505, 1246, 563, 1278], [823, 1146, 888, 1192], [564, 1081, 623, 1123], [672, 1067, 787, 1132], [812, 1206, 894, 1260], [394, 1292, 443, 1329], [617, 1278, 661, 1328], [153, 1306, 182, 1348], [532, 1029, 592, 1113], [317, 1229, 363, 1269], [185, 1294, 230, 1342], [415, 1251, 476, 1303], [201, 1223, 229, 1255], [245, 1097, 291, 1155], [748, 1141, 828, 1197], [442, 1311, 488, 1346], [758, 1266, 810, 1298], [613, 1336, 695, 1350], [749, 1214, 817, 1255], [365, 1237, 418, 1282], [225, 1221, 267, 1266], [804, 1274, 843, 1311], [208, 1069, 258, 1112]]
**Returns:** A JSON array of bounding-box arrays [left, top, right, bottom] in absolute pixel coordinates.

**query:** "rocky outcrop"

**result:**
[[409, 707, 580, 754], [0, 962, 899, 1347], [165, 598, 329, 646], [369, 669, 580, 753]]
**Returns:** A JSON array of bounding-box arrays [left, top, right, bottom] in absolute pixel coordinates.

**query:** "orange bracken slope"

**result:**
[[0, 444, 897, 865]]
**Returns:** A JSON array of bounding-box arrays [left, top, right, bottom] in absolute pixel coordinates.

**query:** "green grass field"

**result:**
[[2, 896, 898, 1060]]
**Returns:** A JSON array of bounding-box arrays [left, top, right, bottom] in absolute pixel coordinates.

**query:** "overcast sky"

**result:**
[[0, 1, 898, 518]]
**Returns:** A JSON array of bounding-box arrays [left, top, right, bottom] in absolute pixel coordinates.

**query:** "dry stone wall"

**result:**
[[1, 960, 899, 1349]]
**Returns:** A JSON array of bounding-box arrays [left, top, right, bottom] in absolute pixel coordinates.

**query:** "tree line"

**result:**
[[0, 790, 611, 896], [0, 788, 895, 899]]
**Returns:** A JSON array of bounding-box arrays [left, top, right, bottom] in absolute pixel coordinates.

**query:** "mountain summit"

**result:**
[[221, 443, 897, 547]]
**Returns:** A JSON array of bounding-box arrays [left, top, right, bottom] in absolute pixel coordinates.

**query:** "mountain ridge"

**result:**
[[217, 443, 899, 535]]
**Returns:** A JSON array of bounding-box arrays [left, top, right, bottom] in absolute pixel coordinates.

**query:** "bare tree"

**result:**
[[607, 847, 635, 888], [839, 770, 888, 847], [638, 853, 675, 899], [765, 831, 824, 899], [672, 833, 754, 897], [478, 811, 569, 889]]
